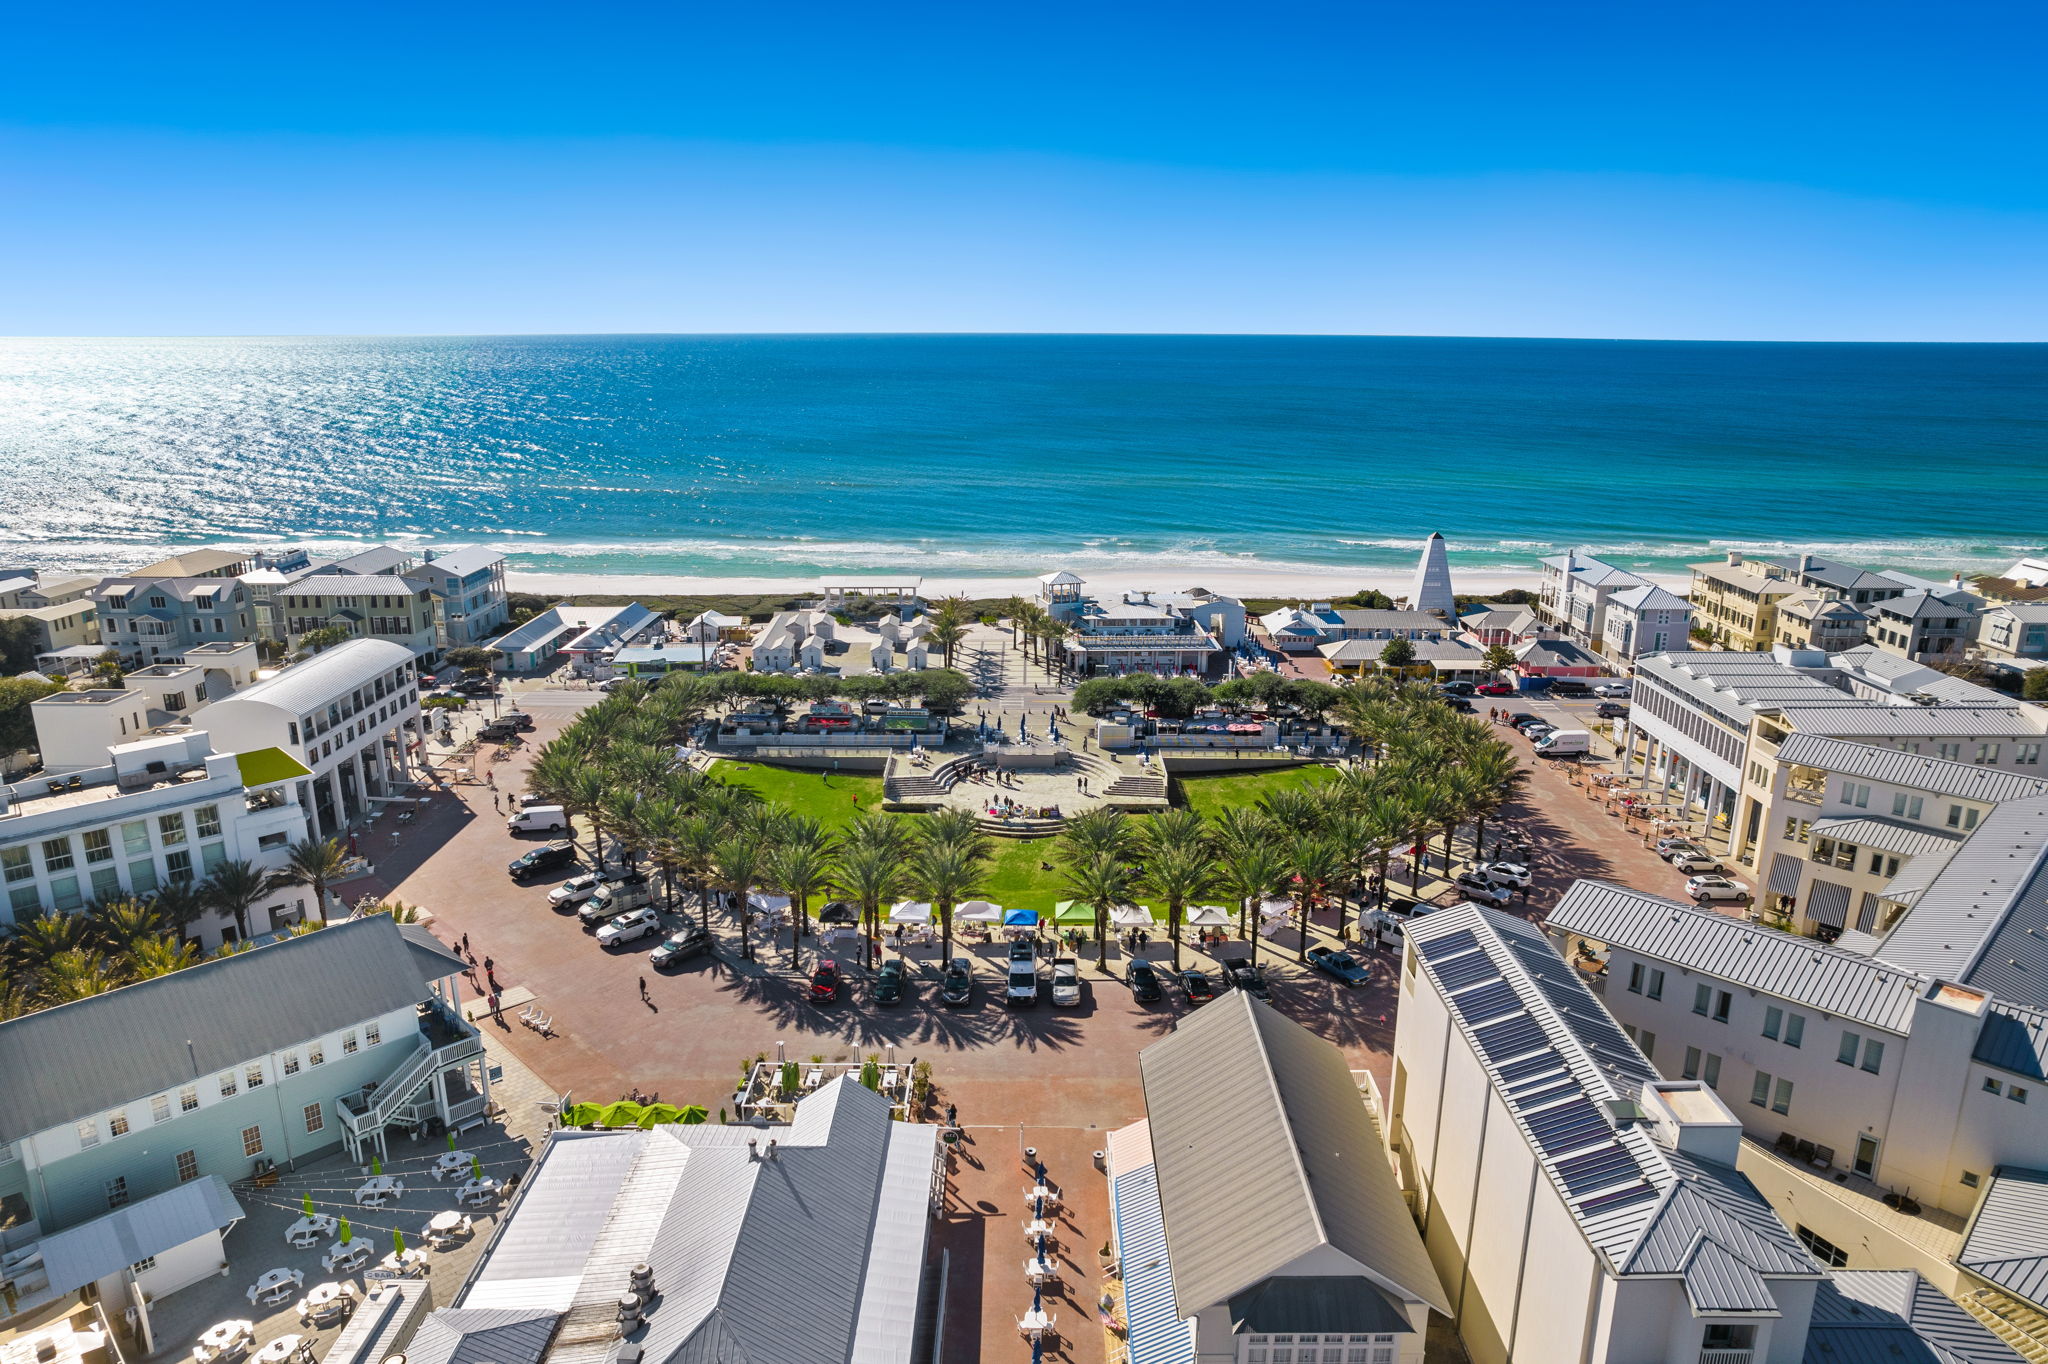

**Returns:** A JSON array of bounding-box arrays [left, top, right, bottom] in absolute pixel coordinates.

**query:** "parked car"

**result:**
[[1050, 956, 1082, 1006], [1005, 959, 1041, 1007], [808, 959, 842, 1003], [1505, 713, 1543, 729], [1670, 851, 1723, 873], [508, 841, 576, 879], [1596, 702, 1629, 719], [580, 880, 652, 922], [1437, 681, 1477, 697], [1480, 861, 1533, 888], [1362, 909, 1405, 950], [548, 872, 606, 907], [500, 711, 535, 731], [1219, 957, 1271, 1001], [1533, 729, 1591, 757], [455, 677, 497, 697], [1453, 872, 1513, 906], [1476, 681, 1515, 696], [1687, 875, 1752, 904], [1381, 896, 1423, 918], [476, 720, 521, 742], [874, 957, 911, 1006], [1179, 968, 1217, 1005], [939, 957, 975, 1006], [598, 676, 633, 693], [1009, 938, 1038, 964], [1655, 833, 1706, 855], [595, 907, 662, 947], [1305, 946, 1370, 986], [508, 804, 570, 835], [1125, 959, 1163, 1003], [1593, 682, 1632, 698], [1662, 842, 1710, 864], [1548, 679, 1593, 697], [649, 925, 713, 969]]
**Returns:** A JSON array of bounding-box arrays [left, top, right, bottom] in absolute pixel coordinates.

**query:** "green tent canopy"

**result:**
[[1053, 900, 1097, 925]]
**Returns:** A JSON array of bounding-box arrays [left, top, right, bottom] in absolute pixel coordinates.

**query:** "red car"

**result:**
[[809, 959, 841, 1003], [1476, 681, 1515, 696]]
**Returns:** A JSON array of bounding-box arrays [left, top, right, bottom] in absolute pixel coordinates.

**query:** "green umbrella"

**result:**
[[470, 1156, 484, 1180], [778, 1061, 800, 1094], [392, 1229, 406, 1255], [597, 1100, 646, 1128], [337, 1217, 353, 1244], [860, 1059, 881, 1091], [446, 1132, 458, 1151], [636, 1103, 685, 1128], [302, 1193, 316, 1217], [370, 1156, 382, 1175], [561, 1102, 603, 1127], [677, 1105, 708, 1125]]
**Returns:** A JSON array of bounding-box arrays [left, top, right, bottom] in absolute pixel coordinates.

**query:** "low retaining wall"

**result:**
[[1162, 752, 1326, 776], [711, 747, 895, 773]]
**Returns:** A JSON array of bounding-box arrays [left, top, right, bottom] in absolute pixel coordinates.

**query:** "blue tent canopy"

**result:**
[[1003, 909, 1040, 926]]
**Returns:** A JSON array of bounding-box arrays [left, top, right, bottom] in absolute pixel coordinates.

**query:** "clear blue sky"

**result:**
[[2, 0, 2044, 339]]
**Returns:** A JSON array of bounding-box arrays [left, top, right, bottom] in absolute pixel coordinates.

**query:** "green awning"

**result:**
[[235, 747, 312, 788]]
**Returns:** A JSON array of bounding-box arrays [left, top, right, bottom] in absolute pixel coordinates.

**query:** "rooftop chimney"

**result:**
[[1640, 1081, 1742, 1167], [1726, 550, 1743, 566], [746, 1137, 758, 1160], [1799, 553, 1815, 575]]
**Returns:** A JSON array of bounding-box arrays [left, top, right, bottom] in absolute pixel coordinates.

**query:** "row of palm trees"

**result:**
[[0, 833, 372, 1017], [1001, 598, 1073, 674]]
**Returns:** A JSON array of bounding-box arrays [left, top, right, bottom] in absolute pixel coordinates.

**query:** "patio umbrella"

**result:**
[[597, 1099, 646, 1128], [470, 1156, 484, 1180], [1002, 909, 1039, 927], [302, 1193, 316, 1217], [957, 900, 1003, 923], [370, 1157, 382, 1175], [636, 1103, 685, 1127], [677, 1105, 708, 1124], [1259, 896, 1293, 919], [337, 1217, 353, 1244], [819, 903, 859, 925], [1053, 900, 1096, 926], [446, 1132, 458, 1151], [561, 1102, 603, 1127], [887, 900, 933, 924], [1186, 905, 1232, 927], [392, 1229, 406, 1256], [860, 1058, 881, 1090]]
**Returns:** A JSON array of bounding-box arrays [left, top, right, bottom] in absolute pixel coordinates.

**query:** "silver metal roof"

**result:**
[[1139, 990, 1450, 1318], [403, 1308, 558, 1364], [1959, 1167, 2048, 1311], [210, 637, 415, 715], [1408, 905, 1816, 1282], [1810, 816, 1966, 859], [1808, 1269, 2024, 1364], [1778, 734, 2048, 803], [34, 1176, 243, 1299], [1868, 796, 2048, 1006], [0, 916, 453, 1144], [1547, 880, 1924, 1033], [1775, 705, 2046, 739]]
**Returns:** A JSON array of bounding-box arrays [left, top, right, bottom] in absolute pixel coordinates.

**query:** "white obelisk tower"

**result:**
[[1406, 531, 1457, 618]]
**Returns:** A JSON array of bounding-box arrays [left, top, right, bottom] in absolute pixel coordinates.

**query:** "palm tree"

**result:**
[[1136, 807, 1206, 857], [712, 838, 767, 962], [1141, 841, 1216, 970], [1285, 837, 1348, 961], [926, 596, 972, 668], [5, 909, 86, 973], [147, 879, 211, 939], [1456, 740, 1524, 863], [1257, 788, 1326, 838], [1060, 851, 1137, 970], [561, 766, 612, 863], [272, 837, 350, 925], [124, 935, 203, 980], [1214, 843, 1286, 968], [38, 948, 119, 1003], [638, 799, 688, 909], [204, 859, 275, 940], [908, 834, 987, 964], [832, 841, 908, 970], [1059, 807, 1132, 862], [765, 820, 836, 969], [1208, 806, 1274, 863], [86, 897, 162, 955]]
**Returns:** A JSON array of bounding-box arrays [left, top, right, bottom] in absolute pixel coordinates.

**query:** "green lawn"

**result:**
[[708, 759, 1328, 910], [1177, 764, 1336, 819]]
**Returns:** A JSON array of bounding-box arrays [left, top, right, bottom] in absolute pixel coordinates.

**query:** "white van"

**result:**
[[508, 805, 570, 834], [1534, 728, 1592, 758]]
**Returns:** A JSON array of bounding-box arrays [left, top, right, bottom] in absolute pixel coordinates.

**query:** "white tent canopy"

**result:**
[[956, 900, 1004, 923], [1259, 896, 1294, 920], [1186, 905, 1233, 927], [888, 900, 934, 924], [1110, 904, 1155, 927], [748, 891, 792, 914]]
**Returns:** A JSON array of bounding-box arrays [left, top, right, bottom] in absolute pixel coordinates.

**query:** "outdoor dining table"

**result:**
[[246, 1268, 304, 1306], [1022, 1218, 1057, 1242], [1024, 1184, 1060, 1209], [455, 1176, 501, 1206], [1023, 1256, 1059, 1284], [1018, 1308, 1053, 1338], [194, 1321, 254, 1362], [379, 1248, 430, 1277], [253, 1335, 311, 1364], [284, 1215, 336, 1248], [354, 1175, 404, 1205], [431, 1151, 474, 1181], [321, 1240, 372, 1273], [297, 1282, 355, 1326]]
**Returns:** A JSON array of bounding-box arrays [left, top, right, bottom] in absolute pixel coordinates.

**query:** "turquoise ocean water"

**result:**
[[0, 335, 2041, 583]]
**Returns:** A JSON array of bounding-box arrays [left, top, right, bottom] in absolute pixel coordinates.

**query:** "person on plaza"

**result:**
[[483, 956, 494, 976], [639, 976, 649, 1001]]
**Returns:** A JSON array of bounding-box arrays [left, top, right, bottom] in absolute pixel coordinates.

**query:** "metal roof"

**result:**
[[1775, 705, 2046, 739], [1959, 1167, 2048, 1310], [1407, 905, 1816, 1281], [34, 1177, 243, 1298], [402, 1308, 558, 1364], [1808, 1270, 2024, 1364], [208, 638, 415, 716], [1138, 990, 1450, 1318], [448, 1078, 935, 1364], [1679, 1237, 1780, 1315], [420, 548, 505, 578], [1974, 1004, 2048, 1080], [1547, 880, 1925, 1033], [1107, 1130, 1196, 1364], [1811, 816, 1967, 859], [1869, 796, 2048, 1005], [1777, 732, 2048, 804], [0, 916, 452, 1144]]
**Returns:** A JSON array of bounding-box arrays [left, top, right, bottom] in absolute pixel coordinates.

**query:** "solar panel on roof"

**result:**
[[1525, 1098, 1610, 1155], [1450, 980, 1521, 1024], [1499, 1054, 1564, 1085], [1554, 1144, 1641, 1196], [1576, 1182, 1658, 1217], [1474, 1015, 1547, 1063], [1415, 929, 1479, 961], [1514, 1082, 1581, 1111], [1432, 952, 1502, 992]]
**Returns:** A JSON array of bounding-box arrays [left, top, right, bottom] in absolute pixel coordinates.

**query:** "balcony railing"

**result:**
[[1699, 1351, 1752, 1364]]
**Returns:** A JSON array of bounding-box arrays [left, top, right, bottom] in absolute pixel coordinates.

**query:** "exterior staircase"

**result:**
[[1103, 774, 1167, 801], [1963, 1289, 2048, 1363]]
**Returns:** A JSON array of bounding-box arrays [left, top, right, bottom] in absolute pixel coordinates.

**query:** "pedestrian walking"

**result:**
[[460, 933, 471, 956], [639, 976, 649, 1001], [488, 990, 501, 1017], [483, 956, 494, 976], [486, 770, 496, 790]]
